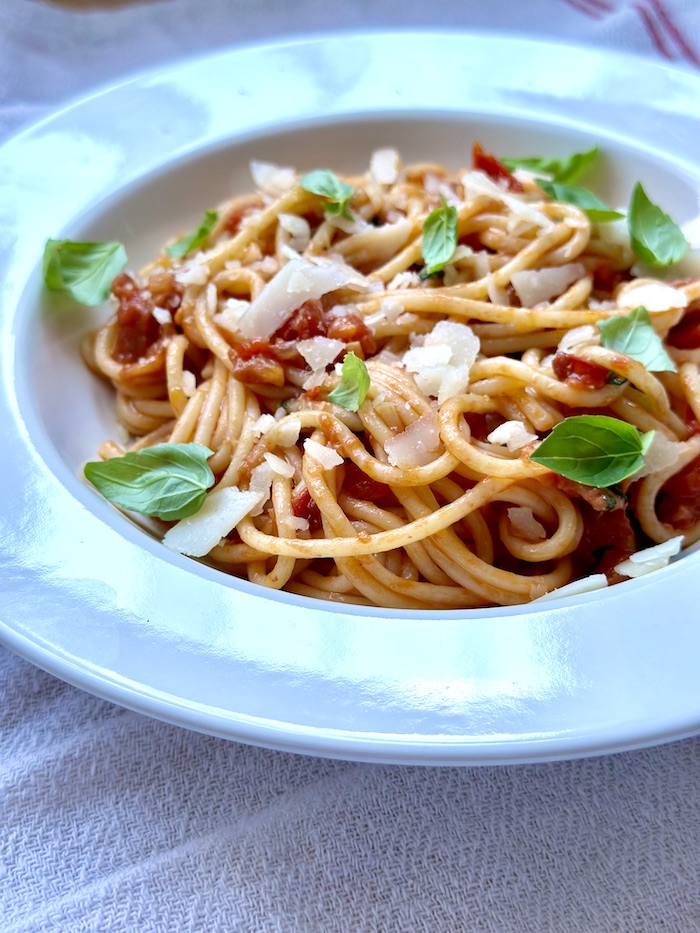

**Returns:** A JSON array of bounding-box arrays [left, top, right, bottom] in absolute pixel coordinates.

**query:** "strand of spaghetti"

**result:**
[[301, 451, 483, 608], [114, 395, 170, 434], [357, 291, 628, 329], [496, 486, 583, 562], [195, 186, 319, 277], [246, 476, 298, 590], [438, 396, 549, 479], [192, 359, 228, 447], [392, 484, 572, 602], [237, 473, 514, 558], [165, 334, 191, 416], [339, 494, 456, 586], [469, 357, 625, 407], [577, 344, 679, 427]]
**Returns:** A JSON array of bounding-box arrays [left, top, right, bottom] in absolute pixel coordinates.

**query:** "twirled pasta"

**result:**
[[82, 147, 700, 608]]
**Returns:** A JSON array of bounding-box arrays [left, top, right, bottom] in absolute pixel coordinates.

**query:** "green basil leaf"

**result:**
[[300, 170, 354, 220], [538, 181, 624, 223], [84, 443, 215, 520], [598, 305, 676, 373], [627, 182, 687, 268], [529, 415, 654, 487], [421, 198, 458, 275], [42, 239, 127, 306], [502, 146, 599, 184], [166, 210, 219, 259], [327, 351, 370, 412]]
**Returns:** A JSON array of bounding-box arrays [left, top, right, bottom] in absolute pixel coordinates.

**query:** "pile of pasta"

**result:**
[[82, 146, 700, 608]]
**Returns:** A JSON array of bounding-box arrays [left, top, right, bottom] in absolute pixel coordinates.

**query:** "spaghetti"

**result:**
[[80, 145, 700, 608]]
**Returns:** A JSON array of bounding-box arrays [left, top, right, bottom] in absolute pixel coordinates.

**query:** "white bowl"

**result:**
[[2, 32, 700, 764]]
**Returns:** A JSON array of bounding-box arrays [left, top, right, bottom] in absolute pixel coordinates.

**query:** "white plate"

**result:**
[[2, 32, 700, 765]]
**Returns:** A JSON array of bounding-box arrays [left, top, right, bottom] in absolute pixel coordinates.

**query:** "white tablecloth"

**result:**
[[2, 2, 700, 930]]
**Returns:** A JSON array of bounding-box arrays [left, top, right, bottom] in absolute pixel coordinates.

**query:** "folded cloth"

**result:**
[[2, 2, 700, 932]]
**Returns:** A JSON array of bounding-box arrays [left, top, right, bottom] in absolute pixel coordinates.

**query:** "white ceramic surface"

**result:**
[[2, 32, 700, 765]]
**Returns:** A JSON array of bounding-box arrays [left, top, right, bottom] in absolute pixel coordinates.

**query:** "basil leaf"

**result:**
[[421, 198, 458, 275], [598, 305, 676, 373], [166, 210, 219, 259], [42, 239, 127, 306], [627, 182, 687, 268], [502, 146, 599, 184], [300, 170, 354, 220], [328, 351, 370, 412], [84, 443, 215, 520], [529, 415, 654, 487], [538, 181, 623, 223]]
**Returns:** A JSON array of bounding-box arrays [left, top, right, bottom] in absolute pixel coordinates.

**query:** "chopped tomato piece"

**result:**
[[657, 455, 700, 529], [472, 142, 524, 193], [111, 273, 163, 364], [552, 351, 612, 390], [667, 305, 700, 350], [292, 484, 322, 532]]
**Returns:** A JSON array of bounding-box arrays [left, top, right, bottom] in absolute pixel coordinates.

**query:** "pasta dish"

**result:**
[[53, 144, 700, 609]]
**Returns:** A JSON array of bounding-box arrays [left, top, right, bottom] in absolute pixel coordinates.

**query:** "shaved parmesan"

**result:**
[[535, 574, 609, 602], [558, 325, 599, 354], [632, 431, 681, 479], [511, 263, 585, 308], [388, 271, 421, 290], [276, 417, 301, 448], [237, 258, 355, 339], [461, 170, 553, 228], [248, 462, 274, 515], [297, 336, 345, 372], [402, 320, 480, 403], [370, 148, 400, 186], [303, 439, 343, 469], [213, 298, 251, 336], [385, 412, 442, 468], [151, 307, 172, 325], [175, 263, 209, 287], [264, 452, 295, 478], [617, 280, 688, 312], [487, 420, 538, 452], [614, 536, 683, 579], [342, 218, 414, 265], [163, 487, 262, 557], [278, 212, 310, 240], [507, 506, 547, 539], [250, 160, 296, 197], [252, 414, 276, 438], [181, 371, 196, 398]]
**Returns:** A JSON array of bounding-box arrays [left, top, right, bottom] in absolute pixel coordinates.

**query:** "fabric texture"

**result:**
[[2, 1, 700, 930]]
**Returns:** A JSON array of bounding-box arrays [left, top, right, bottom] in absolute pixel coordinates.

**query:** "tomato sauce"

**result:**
[[657, 454, 700, 530], [111, 273, 167, 365], [552, 351, 612, 390]]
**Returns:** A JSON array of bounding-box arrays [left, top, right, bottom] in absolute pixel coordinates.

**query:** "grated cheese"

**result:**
[[511, 263, 586, 308], [614, 536, 684, 578], [385, 412, 441, 468], [461, 170, 553, 228], [163, 487, 263, 557], [303, 438, 344, 469], [487, 420, 538, 452], [237, 257, 356, 340], [370, 148, 400, 186], [250, 160, 297, 197], [534, 574, 609, 602]]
